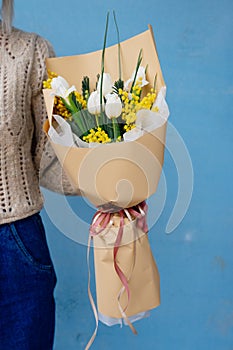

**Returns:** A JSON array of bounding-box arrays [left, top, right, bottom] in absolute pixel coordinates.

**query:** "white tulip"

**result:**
[[124, 66, 149, 91], [97, 73, 113, 97], [51, 76, 76, 98], [105, 93, 122, 119], [87, 91, 104, 115]]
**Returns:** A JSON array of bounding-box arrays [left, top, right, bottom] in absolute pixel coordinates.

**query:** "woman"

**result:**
[[0, 1, 73, 348]]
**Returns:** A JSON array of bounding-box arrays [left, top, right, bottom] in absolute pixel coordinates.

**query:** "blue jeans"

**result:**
[[0, 212, 56, 350]]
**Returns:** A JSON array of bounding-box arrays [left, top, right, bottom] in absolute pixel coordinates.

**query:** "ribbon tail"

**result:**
[[85, 235, 99, 350], [117, 285, 138, 334]]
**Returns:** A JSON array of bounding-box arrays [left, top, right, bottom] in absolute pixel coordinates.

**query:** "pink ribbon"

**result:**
[[86, 201, 149, 348]]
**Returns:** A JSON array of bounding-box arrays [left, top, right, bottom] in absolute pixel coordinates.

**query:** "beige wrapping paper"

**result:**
[[42, 26, 166, 329], [43, 26, 167, 208], [93, 216, 160, 318], [45, 25, 164, 97]]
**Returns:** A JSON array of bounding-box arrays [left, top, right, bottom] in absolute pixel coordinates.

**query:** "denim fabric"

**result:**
[[0, 212, 57, 350]]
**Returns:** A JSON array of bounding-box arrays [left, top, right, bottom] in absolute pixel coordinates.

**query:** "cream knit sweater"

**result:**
[[0, 26, 75, 225]]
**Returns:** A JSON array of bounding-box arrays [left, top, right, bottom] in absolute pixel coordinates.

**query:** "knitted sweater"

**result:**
[[0, 26, 76, 225]]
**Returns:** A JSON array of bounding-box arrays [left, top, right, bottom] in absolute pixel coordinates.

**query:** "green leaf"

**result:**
[[66, 93, 80, 114], [82, 76, 90, 100], [153, 73, 158, 91], [71, 92, 82, 110], [70, 110, 86, 135], [60, 96, 73, 114], [113, 10, 122, 80], [66, 119, 83, 137], [84, 110, 96, 131], [100, 11, 110, 111], [113, 79, 124, 95], [130, 49, 143, 93]]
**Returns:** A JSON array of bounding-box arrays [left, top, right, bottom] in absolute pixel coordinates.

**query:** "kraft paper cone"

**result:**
[[43, 26, 167, 208], [93, 217, 160, 318]]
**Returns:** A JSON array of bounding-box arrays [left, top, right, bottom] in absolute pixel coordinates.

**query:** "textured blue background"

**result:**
[[15, 0, 233, 349]]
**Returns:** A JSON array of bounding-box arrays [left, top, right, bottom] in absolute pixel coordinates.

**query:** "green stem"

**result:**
[[100, 12, 110, 112], [130, 49, 143, 93], [95, 114, 99, 127], [64, 94, 87, 135], [60, 96, 77, 115], [112, 117, 120, 141], [153, 73, 157, 91], [79, 109, 89, 134], [113, 10, 121, 81]]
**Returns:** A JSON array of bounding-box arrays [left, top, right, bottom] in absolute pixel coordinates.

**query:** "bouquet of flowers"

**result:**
[[43, 53, 159, 144], [43, 12, 169, 349]]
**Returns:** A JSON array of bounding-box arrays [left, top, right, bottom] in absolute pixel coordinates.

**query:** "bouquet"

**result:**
[[43, 12, 169, 349]]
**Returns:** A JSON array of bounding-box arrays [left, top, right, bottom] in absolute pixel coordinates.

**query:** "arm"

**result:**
[[30, 35, 79, 195]]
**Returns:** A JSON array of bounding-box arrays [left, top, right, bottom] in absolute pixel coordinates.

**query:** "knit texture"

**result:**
[[0, 26, 76, 225]]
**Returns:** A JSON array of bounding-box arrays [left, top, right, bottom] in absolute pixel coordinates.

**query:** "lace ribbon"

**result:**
[[85, 201, 148, 349]]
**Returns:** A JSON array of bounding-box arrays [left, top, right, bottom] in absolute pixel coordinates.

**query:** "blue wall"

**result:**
[[15, 1, 233, 349]]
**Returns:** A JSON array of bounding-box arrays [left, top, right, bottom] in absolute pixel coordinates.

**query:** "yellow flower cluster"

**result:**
[[119, 83, 157, 131], [119, 88, 130, 104], [43, 70, 58, 89], [131, 82, 142, 98], [122, 103, 137, 124], [53, 97, 71, 119], [151, 106, 159, 113], [137, 88, 157, 110], [82, 127, 111, 143], [43, 70, 87, 119], [119, 87, 138, 127], [74, 91, 87, 109], [84, 90, 89, 101], [124, 124, 136, 132]]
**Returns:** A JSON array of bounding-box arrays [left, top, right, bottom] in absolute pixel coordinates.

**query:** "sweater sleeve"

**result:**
[[30, 35, 79, 195]]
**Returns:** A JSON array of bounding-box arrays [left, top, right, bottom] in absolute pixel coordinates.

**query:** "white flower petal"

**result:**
[[105, 94, 122, 119], [97, 73, 113, 97], [87, 91, 104, 115], [124, 78, 132, 91], [51, 76, 76, 99], [124, 66, 149, 90], [64, 85, 76, 98]]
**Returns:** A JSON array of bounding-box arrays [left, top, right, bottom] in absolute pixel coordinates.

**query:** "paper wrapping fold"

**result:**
[[43, 26, 167, 208], [93, 216, 160, 318]]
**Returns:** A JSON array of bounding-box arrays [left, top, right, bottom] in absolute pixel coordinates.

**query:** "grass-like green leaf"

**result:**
[[130, 49, 143, 93], [113, 10, 122, 81], [100, 11, 110, 111]]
